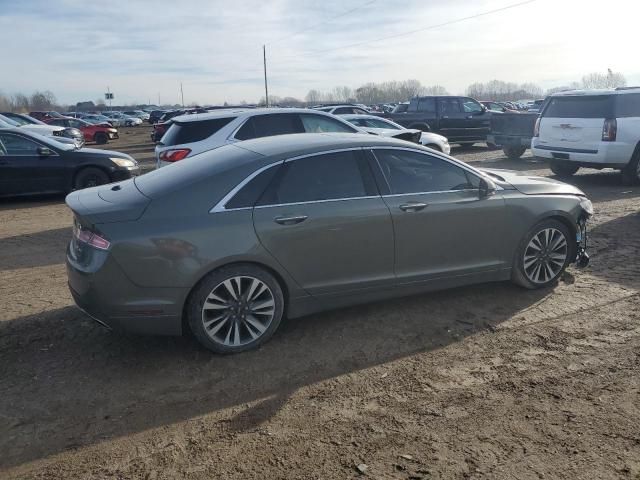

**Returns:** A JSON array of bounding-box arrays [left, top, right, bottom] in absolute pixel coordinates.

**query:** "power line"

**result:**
[[273, 0, 537, 59], [267, 0, 378, 46]]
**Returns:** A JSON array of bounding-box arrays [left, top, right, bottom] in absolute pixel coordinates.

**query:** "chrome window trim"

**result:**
[[210, 147, 371, 213], [209, 162, 281, 213], [254, 196, 379, 210], [369, 145, 502, 193]]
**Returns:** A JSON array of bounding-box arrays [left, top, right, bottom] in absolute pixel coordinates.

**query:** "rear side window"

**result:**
[[225, 164, 282, 209], [417, 98, 436, 112], [258, 151, 373, 205], [615, 94, 640, 117], [235, 113, 304, 140], [543, 96, 614, 118], [162, 117, 235, 146], [299, 114, 356, 133]]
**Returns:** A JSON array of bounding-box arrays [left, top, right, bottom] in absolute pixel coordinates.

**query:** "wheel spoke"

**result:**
[[202, 275, 276, 347], [524, 255, 538, 268]]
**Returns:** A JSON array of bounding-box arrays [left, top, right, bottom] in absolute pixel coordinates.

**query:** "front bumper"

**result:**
[[575, 218, 590, 269]]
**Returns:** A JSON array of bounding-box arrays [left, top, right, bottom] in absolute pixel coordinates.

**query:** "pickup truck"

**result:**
[[381, 96, 493, 146], [487, 112, 539, 159]]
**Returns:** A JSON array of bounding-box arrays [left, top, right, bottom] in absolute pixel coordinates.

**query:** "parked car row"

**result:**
[[0, 112, 85, 147]]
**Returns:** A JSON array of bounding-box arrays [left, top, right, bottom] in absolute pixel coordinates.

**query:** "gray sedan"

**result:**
[[66, 133, 592, 353]]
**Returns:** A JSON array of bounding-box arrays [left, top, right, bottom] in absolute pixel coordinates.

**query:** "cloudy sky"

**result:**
[[1, 0, 638, 105]]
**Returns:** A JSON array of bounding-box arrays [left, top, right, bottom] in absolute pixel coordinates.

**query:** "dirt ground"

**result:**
[[1, 135, 639, 479]]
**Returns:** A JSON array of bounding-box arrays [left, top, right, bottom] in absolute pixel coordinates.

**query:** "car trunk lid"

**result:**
[[65, 179, 151, 225]]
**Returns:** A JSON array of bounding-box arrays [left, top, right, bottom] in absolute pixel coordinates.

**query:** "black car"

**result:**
[[0, 128, 140, 196], [382, 96, 492, 146], [0, 112, 85, 147], [148, 110, 168, 124]]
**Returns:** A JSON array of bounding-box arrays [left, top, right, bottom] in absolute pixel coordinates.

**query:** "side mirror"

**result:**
[[37, 146, 53, 156], [479, 177, 496, 199]]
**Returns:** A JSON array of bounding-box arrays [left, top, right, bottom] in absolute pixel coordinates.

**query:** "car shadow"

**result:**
[[0, 281, 550, 469], [0, 227, 71, 271]]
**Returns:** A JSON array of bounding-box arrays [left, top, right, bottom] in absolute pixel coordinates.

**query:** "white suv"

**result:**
[[531, 88, 640, 184], [155, 108, 362, 168]]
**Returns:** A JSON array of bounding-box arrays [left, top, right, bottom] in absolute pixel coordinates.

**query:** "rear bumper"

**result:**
[[66, 248, 186, 336], [532, 139, 632, 168], [488, 134, 531, 148]]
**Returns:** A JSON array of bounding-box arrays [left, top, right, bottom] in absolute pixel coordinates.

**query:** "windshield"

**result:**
[[0, 114, 20, 126]]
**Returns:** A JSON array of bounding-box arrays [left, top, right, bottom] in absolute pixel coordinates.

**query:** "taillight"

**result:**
[[533, 117, 541, 137], [74, 223, 110, 250], [159, 149, 191, 162], [602, 118, 617, 142]]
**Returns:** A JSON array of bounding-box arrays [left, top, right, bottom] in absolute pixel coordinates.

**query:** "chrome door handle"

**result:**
[[442, 115, 449, 119], [399, 202, 428, 212], [274, 215, 308, 225]]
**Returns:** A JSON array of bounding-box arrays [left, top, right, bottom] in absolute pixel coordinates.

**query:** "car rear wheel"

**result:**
[[94, 132, 108, 144], [512, 219, 572, 289], [549, 161, 579, 177], [503, 146, 527, 159], [74, 167, 110, 190], [486, 142, 501, 150], [621, 150, 640, 186], [187, 265, 285, 354]]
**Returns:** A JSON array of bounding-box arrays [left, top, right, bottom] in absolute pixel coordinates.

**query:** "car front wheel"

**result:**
[[512, 219, 573, 289], [187, 265, 285, 354], [74, 167, 110, 190]]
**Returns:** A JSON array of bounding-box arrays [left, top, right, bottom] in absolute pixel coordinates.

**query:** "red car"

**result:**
[[46, 117, 119, 144]]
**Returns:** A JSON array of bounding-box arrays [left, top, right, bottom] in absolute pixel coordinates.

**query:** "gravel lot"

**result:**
[[1, 131, 639, 479]]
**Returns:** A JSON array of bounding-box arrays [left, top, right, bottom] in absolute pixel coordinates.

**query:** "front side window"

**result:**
[[0, 133, 42, 155], [299, 114, 356, 133], [374, 149, 475, 194], [258, 151, 371, 205], [461, 99, 484, 113]]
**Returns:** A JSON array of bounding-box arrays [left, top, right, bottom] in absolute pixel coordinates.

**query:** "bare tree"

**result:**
[[581, 69, 627, 89], [466, 80, 544, 101], [0, 92, 11, 111], [305, 90, 323, 104]]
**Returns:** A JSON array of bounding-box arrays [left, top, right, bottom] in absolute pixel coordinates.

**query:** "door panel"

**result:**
[[253, 198, 394, 295], [437, 98, 466, 141], [383, 190, 507, 282], [371, 148, 507, 283]]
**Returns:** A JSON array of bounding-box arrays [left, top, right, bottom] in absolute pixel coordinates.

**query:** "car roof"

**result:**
[[171, 107, 343, 124], [551, 87, 640, 97], [233, 132, 419, 159]]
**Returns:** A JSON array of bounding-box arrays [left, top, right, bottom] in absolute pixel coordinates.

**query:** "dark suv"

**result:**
[[383, 96, 492, 146]]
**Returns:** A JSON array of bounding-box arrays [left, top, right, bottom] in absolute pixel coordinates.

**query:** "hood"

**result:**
[[21, 124, 64, 134], [479, 168, 586, 196], [75, 147, 134, 160]]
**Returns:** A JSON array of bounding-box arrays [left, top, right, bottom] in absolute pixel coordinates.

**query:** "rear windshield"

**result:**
[[542, 96, 613, 118], [162, 117, 235, 146]]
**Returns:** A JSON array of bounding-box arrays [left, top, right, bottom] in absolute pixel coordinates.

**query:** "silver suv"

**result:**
[[155, 108, 362, 168]]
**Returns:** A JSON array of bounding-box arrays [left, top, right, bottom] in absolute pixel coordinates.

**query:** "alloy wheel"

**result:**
[[523, 228, 568, 284], [201, 276, 275, 347]]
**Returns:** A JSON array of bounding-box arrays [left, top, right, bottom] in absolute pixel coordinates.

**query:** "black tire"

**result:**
[[621, 150, 640, 186], [549, 161, 579, 178], [424, 144, 441, 152], [94, 132, 108, 145], [512, 219, 573, 290], [486, 142, 500, 150], [502, 146, 527, 159], [74, 167, 110, 190], [187, 264, 285, 354]]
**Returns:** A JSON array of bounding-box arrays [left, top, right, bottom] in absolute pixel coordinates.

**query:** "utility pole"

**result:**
[[180, 82, 184, 107], [263, 45, 269, 108]]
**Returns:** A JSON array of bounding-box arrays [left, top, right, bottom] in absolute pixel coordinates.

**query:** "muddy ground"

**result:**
[[0, 132, 639, 479]]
